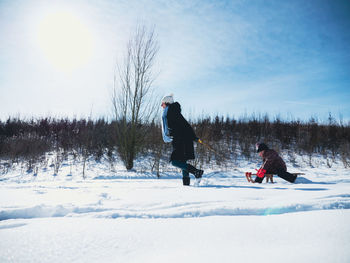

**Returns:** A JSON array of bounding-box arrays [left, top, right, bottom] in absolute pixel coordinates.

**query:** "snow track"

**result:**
[[1, 174, 350, 221], [1, 166, 350, 263]]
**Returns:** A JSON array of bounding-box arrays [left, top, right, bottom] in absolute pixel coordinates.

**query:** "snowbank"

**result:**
[[0, 159, 349, 262]]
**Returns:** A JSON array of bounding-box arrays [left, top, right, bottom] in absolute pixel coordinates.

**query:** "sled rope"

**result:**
[[198, 139, 218, 154]]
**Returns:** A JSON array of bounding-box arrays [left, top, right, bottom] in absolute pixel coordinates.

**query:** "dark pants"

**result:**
[[255, 170, 297, 183], [171, 160, 189, 178]]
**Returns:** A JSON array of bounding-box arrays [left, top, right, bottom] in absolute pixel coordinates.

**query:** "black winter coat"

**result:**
[[261, 149, 287, 174], [167, 102, 198, 161]]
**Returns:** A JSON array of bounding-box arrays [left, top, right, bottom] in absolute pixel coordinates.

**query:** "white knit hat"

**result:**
[[161, 94, 174, 104]]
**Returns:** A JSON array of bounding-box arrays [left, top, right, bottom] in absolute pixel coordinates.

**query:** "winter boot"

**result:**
[[187, 164, 204, 179], [292, 174, 298, 183], [183, 176, 190, 186], [195, 169, 204, 179]]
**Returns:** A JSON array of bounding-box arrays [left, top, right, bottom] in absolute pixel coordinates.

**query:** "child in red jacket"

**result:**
[[254, 143, 297, 183]]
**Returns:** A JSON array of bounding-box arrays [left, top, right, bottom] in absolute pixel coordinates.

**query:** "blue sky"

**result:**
[[0, 0, 349, 122]]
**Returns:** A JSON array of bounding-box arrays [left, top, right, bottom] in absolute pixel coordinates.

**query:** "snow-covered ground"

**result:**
[[0, 158, 350, 262]]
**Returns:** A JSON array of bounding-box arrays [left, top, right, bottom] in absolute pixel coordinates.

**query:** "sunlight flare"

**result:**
[[36, 11, 94, 72]]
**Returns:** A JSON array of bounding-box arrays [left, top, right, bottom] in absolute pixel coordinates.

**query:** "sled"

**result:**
[[245, 172, 304, 183]]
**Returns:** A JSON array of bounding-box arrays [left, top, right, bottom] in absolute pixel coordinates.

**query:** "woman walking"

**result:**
[[161, 94, 203, 185]]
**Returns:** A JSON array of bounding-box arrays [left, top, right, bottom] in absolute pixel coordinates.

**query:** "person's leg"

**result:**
[[187, 164, 204, 179], [182, 170, 190, 185], [171, 160, 203, 177], [171, 160, 191, 185], [254, 175, 265, 183], [277, 170, 297, 183], [171, 160, 188, 170]]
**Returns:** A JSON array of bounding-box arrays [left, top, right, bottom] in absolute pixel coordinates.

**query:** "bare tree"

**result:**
[[112, 25, 160, 170]]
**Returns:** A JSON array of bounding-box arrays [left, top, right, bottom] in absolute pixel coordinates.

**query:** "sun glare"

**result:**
[[37, 11, 94, 73]]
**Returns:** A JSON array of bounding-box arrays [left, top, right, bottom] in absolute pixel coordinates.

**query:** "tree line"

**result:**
[[2, 26, 349, 176], [0, 114, 349, 176]]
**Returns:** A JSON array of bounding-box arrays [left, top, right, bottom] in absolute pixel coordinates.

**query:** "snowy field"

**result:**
[[1, 159, 350, 263]]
